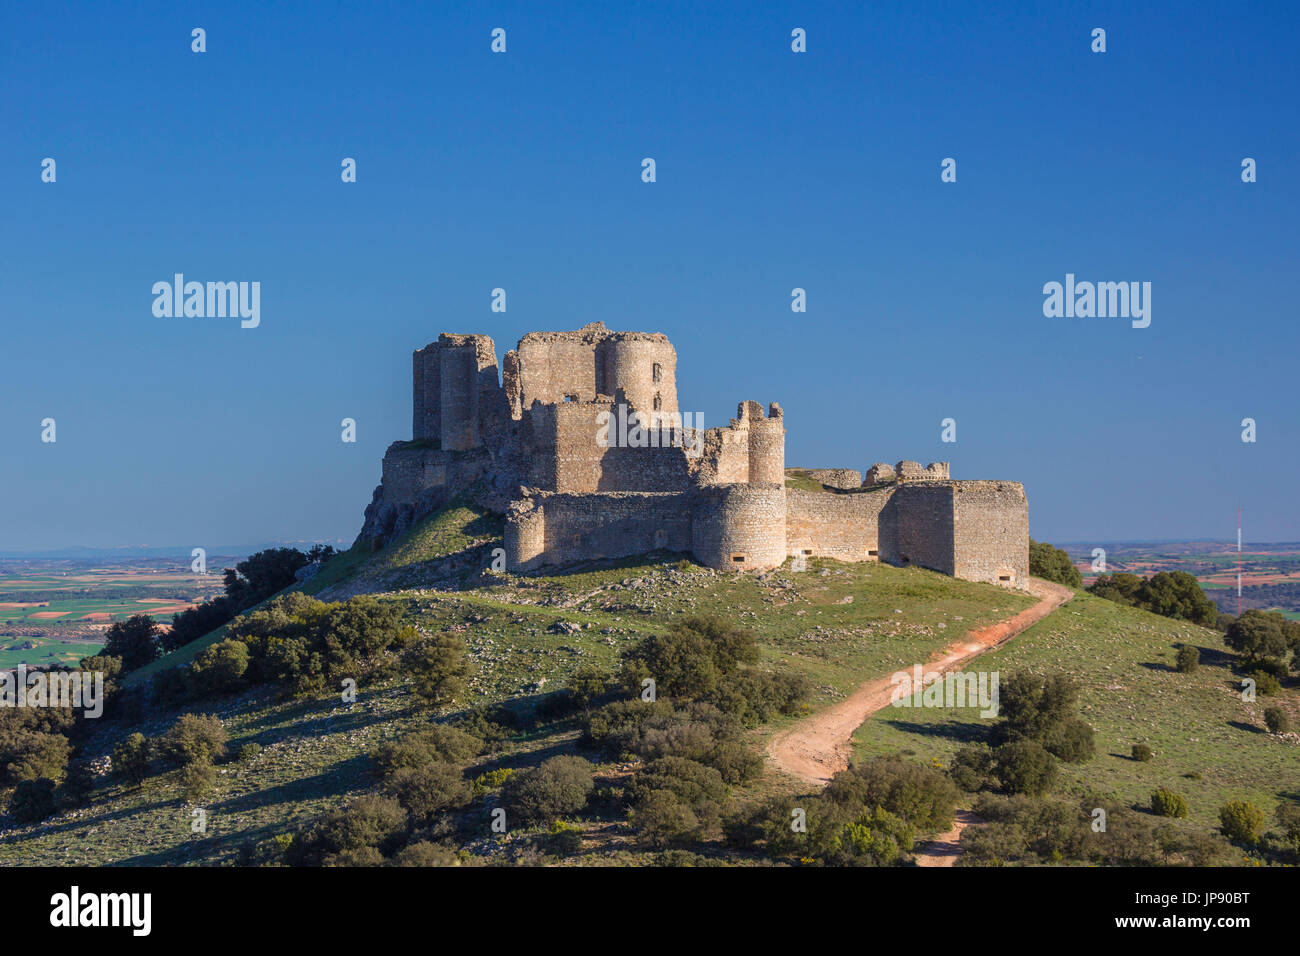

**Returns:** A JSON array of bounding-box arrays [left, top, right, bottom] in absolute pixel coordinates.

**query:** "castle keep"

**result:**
[[357, 323, 1029, 587]]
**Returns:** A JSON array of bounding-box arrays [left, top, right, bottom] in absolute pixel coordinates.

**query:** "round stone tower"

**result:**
[[691, 483, 787, 571], [601, 334, 678, 419], [746, 401, 785, 484]]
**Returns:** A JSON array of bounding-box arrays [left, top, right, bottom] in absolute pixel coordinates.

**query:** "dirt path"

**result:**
[[767, 577, 1073, 787], [913, 808, 982, 866]]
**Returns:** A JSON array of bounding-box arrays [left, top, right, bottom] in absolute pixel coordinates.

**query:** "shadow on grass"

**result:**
[[879, 718, 989, 745]]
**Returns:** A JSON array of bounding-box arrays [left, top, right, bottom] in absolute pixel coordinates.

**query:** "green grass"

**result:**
[[4, 548, 1031, 865], [851, 590, 1300, 840], [0, 636, 103, 669]]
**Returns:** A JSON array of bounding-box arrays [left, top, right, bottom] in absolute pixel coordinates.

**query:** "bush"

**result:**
[[180, 761, 217, 801], [1245, 670, 1282, 696], [381, 761, 470, 823], [1150, 788, 1188, 818], [994, 740, 1057, 796], [159, 714, 227, 767], [619, 616, 759, 700], [825, 756, 958, 833], [324, 846, 386, 867], [1029, 540, 1082, 587], [402, 633, 470, 707], [1175, 645, 1199, 673], [113, 733, 152, 785], [237, 742, 262, 761], [189, 639, 250, 697], [1132, 743, 1154, 762], [390, 841, 460, 867], [373, 725, 483, 778], [500, 755, 594, 826], [8, 777, 58, 823], [1225, 609, 1300, 662], [1263, 706, 1292, 735], [949, 744, 996, 792], [544, 819, 585, 856], [287, 794, 408, 866], [630, 789, 701, 848], [1219, 800, 1266, 844], [1042, 717, 1095, 764]]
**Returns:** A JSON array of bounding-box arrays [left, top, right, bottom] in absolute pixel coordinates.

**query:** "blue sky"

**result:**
[[2, 1, 1297, 552]]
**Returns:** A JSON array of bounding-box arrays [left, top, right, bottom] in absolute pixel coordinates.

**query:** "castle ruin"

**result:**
[[356, 322, 1029, 587]]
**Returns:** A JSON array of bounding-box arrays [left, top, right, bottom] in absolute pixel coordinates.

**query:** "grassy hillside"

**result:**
[[1, 499, 1034, 865], [852, 590, 1300, 837]]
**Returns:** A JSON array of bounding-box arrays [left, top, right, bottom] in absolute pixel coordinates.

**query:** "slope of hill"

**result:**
[[851, 591, 1300, 837]]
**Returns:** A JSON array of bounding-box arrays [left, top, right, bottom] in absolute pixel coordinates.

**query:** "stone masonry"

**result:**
[[357, 322, 1029, 587]]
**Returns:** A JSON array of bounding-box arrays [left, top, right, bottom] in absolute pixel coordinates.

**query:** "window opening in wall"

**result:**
[[564, 394, 578, 403], [868, 549, 879, 557], [999, 574, 1011, 582], [653, 392, 662, 411], [652, 363, 662, 383], [731, 553, 746, 563]]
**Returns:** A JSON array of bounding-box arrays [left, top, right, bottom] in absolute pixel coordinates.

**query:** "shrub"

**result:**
[[180, 760, 217, 801], [2, 730, 71, 783], [113, 733, 152, 785], [159, 714, 227, 766], [500, 755, 594, 826], [619, 616, 759, 700], [189, 639, 250, 697], [949, 744, 996, 792], [1175, 645, 1199, 673], [8, 777, 58, 823], [1029, 540, 1082, 588], [373, 725, 483, 778], [1043, 717, 1095, 764], [390, 841, 460, 867], [994, 740, 1057, 796], [1150, 788, 1188, 818], [324, 846, 385, 867], [1219, 800, 1266, 844], [471, 767, 517, 796], [381, 761, 470, 822], [825, 756, 959, 833], [1245, 670, 1282, 696], [1225, 609, 1298, 662], [1263, 706, 1292, 735], [630, 789, 701, 848], [287, 794, 408, 866], [237, 742, 262, 761], [1132, 743, 1154, 762], [544, 819, 585, 856], [402, 633, 470, 706]]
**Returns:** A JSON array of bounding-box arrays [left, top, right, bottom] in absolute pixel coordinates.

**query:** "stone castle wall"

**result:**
[[803, 468, 863, 490], [785, 487, 889, 561], [504, 492, 694, 571]]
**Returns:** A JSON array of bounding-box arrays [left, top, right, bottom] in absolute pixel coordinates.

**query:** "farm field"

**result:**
[[0, 559, 229, 666]]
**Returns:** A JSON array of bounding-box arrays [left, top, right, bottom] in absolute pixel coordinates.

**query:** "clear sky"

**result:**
[[2, 1, 1297, 552]]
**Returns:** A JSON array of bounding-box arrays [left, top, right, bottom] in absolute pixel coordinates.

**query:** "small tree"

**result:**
[[1132, 743, 1153, 762], [102, 615, 162, 671], [403, 633, 470, 706], [1219, 800, 1266, 844], [189, 639, 250, 697], [1150, 788, 1188, 818], [1263, 706, 1292, 735], [501, 755, 595, 825], [159, 714, 227, 766], [1175, 645, 1199, 673], [180, 761, 217, 801], [113, 733, 153, 786]]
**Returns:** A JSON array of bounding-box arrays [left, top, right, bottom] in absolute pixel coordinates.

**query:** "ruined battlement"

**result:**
[[360, 324, 1027, 586]]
